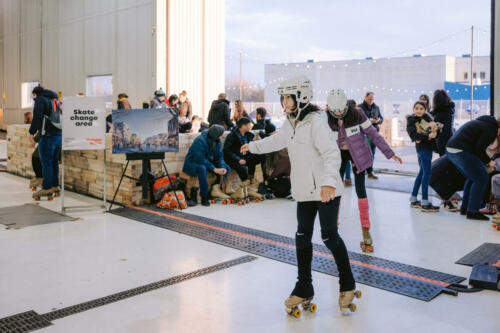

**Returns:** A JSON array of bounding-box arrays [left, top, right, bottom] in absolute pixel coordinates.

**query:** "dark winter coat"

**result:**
[[253, 119, 276, 139], [406, 113, 437, 152], [431, 102, 455, 156], [182, 130, 229, 177], [29, 89, 61, 136], [208, 99, 233, 129], [223, 128, 255, 164], [359, 101, 384, 132], [446, 115, 498, 164]]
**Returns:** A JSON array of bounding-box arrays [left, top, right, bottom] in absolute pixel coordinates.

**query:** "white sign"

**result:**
[[62, 96, 106, 150]]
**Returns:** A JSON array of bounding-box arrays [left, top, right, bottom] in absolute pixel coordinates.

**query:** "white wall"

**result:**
[[166, 0, 225, 119]]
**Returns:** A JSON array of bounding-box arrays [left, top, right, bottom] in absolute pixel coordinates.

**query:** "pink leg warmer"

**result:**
[[358, 198, 370, 228]]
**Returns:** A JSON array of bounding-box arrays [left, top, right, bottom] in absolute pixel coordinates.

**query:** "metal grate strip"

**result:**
[[111, 205, 466, 301]]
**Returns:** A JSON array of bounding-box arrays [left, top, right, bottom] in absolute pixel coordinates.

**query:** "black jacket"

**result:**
[[406, 113, 437, 152], [359, 101, 383, 131], [447, 115, 498, 164], [253, 118, 276, 138], [431, 102, 455, 156], [223, 128, 255, 164], [29, 89, 61, 136], [208, 99, 233, 129]]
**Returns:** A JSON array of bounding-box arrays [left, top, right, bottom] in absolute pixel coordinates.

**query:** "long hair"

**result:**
[[232, 100, 247, 122], [432, 90, 452, 111], [328, 99, 362, 128]]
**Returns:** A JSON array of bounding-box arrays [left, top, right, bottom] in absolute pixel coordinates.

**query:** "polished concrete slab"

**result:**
[[0, 171, 499, 333]]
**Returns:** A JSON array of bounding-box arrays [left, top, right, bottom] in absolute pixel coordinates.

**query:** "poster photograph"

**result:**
[[112, 108, 179, 154], [62, 96, 107, 150]]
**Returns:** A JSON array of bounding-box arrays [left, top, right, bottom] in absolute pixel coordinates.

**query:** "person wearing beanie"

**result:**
[[150, 88, 167, 109], [223, 117, 266, 200], [182, 125, 230, 207]]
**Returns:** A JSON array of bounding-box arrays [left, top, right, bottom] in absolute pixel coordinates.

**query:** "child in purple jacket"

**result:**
[[326, 89, 403, 253]]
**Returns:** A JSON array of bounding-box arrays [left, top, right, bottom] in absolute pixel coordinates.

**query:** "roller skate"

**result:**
[[210, 184, 232, 205], [29, 177, 43, 191], [480, 203, 497, 215], [491, 214, 500, 231], [360, 227, 373, 253], [246, 180, 263, 202], [33, 188, 53, 201], [50, 187, 61, 197], [284, 295, 316, 318], [339, 290, 362, 313], [230, 183, 247, 206]]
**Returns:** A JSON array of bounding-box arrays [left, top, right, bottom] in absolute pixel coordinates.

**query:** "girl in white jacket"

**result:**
[[241, 76, 360, 315]]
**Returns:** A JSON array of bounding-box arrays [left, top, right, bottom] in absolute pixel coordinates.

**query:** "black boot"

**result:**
[[466, 212, 489, 221], [188, 187, 198, 207], [201, 195, 210, 207]]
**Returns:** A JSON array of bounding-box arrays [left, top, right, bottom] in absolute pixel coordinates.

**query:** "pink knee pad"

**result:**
[[358, 198, 370, 228]]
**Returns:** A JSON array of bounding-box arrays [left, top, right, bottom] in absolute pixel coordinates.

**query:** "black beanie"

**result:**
[[236, 117, 252, 128]]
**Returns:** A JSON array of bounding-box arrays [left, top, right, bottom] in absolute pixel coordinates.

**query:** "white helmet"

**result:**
[[327, 89, 348, 119], [277, 75, 313, 119]]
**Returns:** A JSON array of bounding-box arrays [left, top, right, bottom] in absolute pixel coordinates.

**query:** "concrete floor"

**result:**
[[0, 171, 499, 333]]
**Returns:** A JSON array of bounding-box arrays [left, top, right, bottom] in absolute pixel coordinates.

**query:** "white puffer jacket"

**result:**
[[249, 111, 344, 202]]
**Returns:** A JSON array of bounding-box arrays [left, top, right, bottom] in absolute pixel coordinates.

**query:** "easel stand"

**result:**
[[108, 152, 180, 211]]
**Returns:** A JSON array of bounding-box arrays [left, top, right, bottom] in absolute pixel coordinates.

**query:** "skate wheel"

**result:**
[[237, 202, 242, 206], [354, 290, 362, 299], [48, 196, 53, 201], [349, 303, 357, 312], [308, 303, 317, 313], [210, 200, 215, 204], [54, 193, 60, 198], [31, 187, 36, 191], [497, 226, 500, 231], [292, 308, 301, 318], [222, 200, 227, 205], [34, 197, 40, 201]]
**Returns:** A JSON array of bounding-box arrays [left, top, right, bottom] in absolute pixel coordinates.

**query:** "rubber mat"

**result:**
[[111, 205, 466, 302], [0, 204, 75, 229], [0, 256, 256, 333], [455, 243, 500, 267]]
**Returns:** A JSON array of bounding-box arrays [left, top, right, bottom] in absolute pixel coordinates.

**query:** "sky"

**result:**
[[113, 109, 172, 139], [225, 0, 492, 84]]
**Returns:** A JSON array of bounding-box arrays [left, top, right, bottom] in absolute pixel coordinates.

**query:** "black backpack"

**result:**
[[42, 98, 62, 134]]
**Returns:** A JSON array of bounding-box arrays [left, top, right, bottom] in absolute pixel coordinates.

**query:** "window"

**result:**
[[86, 75, 113, 102], [463, 72, 468, 80], [21, 81, 40, 109], [480, 71, 486, 80], [473, 72, 477, 79]]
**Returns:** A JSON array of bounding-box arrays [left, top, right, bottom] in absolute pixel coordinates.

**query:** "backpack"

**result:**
[[42, 98, 62, 135]]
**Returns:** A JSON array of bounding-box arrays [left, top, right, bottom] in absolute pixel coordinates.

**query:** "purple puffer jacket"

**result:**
[[327, 110, 395, 173]]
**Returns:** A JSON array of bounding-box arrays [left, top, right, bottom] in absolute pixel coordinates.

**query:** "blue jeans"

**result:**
[[345, 161, 352, 180], [195, 164, 229, 196], [446, 151, 489, 213], [38, 135, 61, 190], [411, 149, 433, 205], [366, 140, 376, 174]]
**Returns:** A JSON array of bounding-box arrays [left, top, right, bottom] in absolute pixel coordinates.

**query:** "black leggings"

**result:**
[[339, 149, 367, 199], [32, 151, 42, 178], [293, 197, 355, 297], [227, 153, 266, 182]]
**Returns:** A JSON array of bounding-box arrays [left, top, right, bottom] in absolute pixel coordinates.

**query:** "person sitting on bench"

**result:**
[[223, 117, 266, 199], [182, 125, 230, 207]]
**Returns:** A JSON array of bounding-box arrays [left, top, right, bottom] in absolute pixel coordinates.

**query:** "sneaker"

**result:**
[[443, 200, 460, 212], [410, 201, 422, 208], [367, 173, 378, 180], [479, 203, 497, 215], [421, 204, 440, 212], [344, 178, 352, 187], [466, 212, 490, 221]]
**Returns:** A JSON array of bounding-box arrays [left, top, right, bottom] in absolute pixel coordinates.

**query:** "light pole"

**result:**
[[470, 25, 474, 120]]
